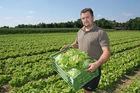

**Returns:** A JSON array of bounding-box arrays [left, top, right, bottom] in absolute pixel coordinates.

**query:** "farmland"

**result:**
[[0, 30, 140, 93]]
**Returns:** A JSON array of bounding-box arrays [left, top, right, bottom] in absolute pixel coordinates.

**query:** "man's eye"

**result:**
[[82, 18, 85, 20]]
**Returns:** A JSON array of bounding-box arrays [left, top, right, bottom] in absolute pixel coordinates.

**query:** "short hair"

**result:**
[[80, 8, 94, 16]]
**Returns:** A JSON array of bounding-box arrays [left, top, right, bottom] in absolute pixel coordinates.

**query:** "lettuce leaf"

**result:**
[[54, 48, 92, 78]]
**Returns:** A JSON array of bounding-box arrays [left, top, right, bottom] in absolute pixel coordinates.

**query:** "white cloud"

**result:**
[[0, 6, 3, 8], [28, 10, 36, 14], [122, 12, 133, 17], [26, 16, 33, 19], [96, 14, 102, 18], [4, 17, 13, 20]]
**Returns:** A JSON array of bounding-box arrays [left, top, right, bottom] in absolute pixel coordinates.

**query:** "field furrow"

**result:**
[[0, 31, 140, 93]]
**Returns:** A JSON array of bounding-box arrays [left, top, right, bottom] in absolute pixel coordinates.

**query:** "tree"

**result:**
[[124, 17, 140, 30], [74, 19, 82, 28], [9, 17, 140, 30]]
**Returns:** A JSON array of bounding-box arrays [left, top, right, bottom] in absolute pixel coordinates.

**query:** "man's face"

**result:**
[[81, 11, 94, 27]]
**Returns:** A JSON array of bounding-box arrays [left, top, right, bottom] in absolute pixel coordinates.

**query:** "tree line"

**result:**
[[1, 17, 140, 30]]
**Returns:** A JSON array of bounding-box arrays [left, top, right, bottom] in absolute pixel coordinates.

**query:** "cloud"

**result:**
[[96, 14, 102, 18], [28, 10, 36, 14], [4, 17, 13, 20], [0, 6, 3, 9], [26, 16, 34, 19], [122, 12, 133, 17]]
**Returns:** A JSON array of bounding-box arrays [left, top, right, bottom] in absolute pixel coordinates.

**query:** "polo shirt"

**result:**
[[76, 24, 109, 60]]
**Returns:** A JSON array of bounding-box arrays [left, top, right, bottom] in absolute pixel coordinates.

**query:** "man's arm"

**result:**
[[60, 42, 78, 51], [71, 42, 78, 49], [86, 46, 110, 72]]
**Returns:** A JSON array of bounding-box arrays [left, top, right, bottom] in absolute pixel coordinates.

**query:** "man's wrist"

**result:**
[[96, 61, 102, 67], [70, 44, 74, 48]]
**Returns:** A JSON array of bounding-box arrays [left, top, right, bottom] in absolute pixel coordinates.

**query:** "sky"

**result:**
[[0, 0, 140, 27]]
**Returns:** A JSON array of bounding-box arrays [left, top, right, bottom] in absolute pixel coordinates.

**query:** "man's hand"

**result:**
[[60, 45, 70, 51], [60, 42, 78, 51], [86, 46, 110, 72], [85, 62, 100, 72], [71, 42, 78, 49]]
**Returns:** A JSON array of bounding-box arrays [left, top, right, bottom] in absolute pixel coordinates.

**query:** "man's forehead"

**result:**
[[81, 12, 91, 17], [81, 11, 90, 15]]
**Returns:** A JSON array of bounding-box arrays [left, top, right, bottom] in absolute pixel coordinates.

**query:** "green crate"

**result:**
[[50, 47, 99, 91]]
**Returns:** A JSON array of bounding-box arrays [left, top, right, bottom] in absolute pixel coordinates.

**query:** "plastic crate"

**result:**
[[50, 47, 99, 91]]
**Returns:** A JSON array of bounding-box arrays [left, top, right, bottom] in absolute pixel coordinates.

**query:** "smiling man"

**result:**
[[60, 8, 110, 93]]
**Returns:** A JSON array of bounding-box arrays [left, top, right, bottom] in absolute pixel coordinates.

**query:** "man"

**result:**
[[60, 8, 110, 93]]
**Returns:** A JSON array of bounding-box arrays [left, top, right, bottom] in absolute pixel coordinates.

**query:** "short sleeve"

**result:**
[[75, 34, 78, 44], [99, 30, 109, 47]]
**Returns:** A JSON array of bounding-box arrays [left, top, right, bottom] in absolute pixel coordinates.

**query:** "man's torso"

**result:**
[[76, 24, 109, 60]]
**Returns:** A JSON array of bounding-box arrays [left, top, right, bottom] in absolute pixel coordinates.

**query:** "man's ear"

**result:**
[[92, 16, 94, 21]]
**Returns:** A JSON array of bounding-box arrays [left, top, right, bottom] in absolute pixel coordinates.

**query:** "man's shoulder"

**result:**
[[93, 25, 108, 38], [94, 25, 104, 32], [77, 27, 84, 33]]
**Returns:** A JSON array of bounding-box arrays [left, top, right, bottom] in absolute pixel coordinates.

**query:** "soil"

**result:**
[[96, 65, 140, 93], [2, 84, 10, 93], [2, 66, 140, 93]]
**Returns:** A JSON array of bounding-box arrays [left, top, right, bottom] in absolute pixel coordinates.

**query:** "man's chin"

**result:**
[[84, 24, 90, 27]]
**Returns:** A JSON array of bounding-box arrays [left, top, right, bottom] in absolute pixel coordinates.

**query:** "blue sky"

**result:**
[[0, 0, 139, 27]]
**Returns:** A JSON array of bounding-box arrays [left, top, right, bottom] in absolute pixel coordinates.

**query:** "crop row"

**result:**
[[99, 47, 140, 89], [110, 37, 140, 46], [108, 31, 140, 41], [121, 78, 140, 93], [0, 52, 56, 87], [9, 75, 78, 93], [0, 28, 79, 34], [0, 37, 140, 60], [0, 31, 140, 92], [0, 34, 75, 60], [1, 32, 140, 54], [110, 40, 140, 54], [0, 41, 139, 87], [5, 47, 140, 93]]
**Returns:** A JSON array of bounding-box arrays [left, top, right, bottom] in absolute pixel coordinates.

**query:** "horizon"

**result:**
[[1, 17, 139, 28], [0, 0, 140, 27]]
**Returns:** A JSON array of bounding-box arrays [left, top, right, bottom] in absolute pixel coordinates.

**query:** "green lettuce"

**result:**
[[54, 48, 93, 78]]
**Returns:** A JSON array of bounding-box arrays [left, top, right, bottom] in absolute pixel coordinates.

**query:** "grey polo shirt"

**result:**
[[76, 24, 109, 60]]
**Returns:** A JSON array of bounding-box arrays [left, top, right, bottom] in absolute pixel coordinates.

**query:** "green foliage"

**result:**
[[95, 17, 140, 30], [54, 48, 93, 78], [95, 18, 115, 29], [0, 85, 4, 93], [124, 17, 140, 30], [99, 47, 140, 89], [0, 17, 140, 34], [121, 79, 140, 93], [0, 28, 79, 34], [0, 31, 140, 93], [0, 75, 11, 84], [9, 76, 28, 87]]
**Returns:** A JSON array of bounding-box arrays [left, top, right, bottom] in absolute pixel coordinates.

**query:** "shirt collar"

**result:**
[[81, 24, 96, 32]]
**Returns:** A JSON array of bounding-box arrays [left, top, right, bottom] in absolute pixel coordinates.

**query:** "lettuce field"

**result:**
[[0, 30, 140, 93]]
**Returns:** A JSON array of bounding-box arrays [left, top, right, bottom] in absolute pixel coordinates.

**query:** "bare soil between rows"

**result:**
[[97, 65, 140, 93]]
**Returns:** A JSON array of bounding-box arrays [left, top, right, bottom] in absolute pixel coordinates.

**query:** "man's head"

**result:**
[[80, 8, 94, 17], [80, 8, 94, 28]]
